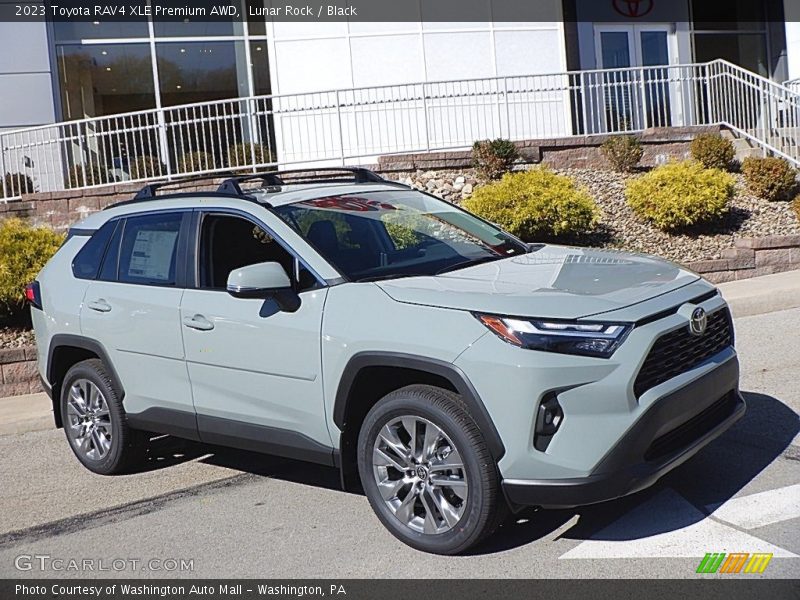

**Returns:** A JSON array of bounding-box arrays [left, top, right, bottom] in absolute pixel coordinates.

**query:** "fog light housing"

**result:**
[[534, 394, 563, 452]]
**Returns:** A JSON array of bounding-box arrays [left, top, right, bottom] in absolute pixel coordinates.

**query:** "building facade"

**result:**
[[0, 0, 798, 195]]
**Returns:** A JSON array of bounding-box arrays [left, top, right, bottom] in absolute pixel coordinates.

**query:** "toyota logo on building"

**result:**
[[689, 307, 708, 337], [612, 0, 654, 18]]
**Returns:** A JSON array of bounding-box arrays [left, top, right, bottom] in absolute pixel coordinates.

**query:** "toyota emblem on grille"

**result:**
[[689, 307, 707, 336]]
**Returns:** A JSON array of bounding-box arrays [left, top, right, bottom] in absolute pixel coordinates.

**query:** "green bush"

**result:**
[[4, 172, 34, 197], [227, 143, 274, 169], [0, 218, 64, 320], [472, 138, 519, 180], [177, 151, 214, 174], [462, 168, 599, 240], [741, 156, 797, 201], [600, 135, 644, 173], [128, 155, 165, 180], [625, 161, 734, 231], [690, 133, 736, 171], [67, 164, 109, 188]]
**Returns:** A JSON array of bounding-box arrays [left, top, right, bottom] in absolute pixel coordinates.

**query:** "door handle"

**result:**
[[182, 315, 215, 331], [87, 299, 112, 313]]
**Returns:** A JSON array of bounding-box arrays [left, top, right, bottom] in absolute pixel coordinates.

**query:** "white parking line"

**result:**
[[559, 489, 798, 559], [707, 484, 800, 530]]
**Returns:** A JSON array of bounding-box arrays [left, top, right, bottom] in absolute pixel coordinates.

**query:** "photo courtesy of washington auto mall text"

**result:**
[[0, 0, 798, 598]]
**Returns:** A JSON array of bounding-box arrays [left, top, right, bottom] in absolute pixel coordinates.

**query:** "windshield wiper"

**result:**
[[435, 255, 504, 275]]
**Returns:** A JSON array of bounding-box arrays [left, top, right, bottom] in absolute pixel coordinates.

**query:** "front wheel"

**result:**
[[357, 385, 505, 554]]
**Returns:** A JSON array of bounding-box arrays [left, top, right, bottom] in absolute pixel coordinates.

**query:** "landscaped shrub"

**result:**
[[461, 168, 599, 240], [741, 156, 797, 201], [3, 172, 34, 197], [625, 161, 734, 231], [792, 195, 800, 222], [600, 135, 644, 173], [472, 138, 519, 180], [67, 164, 109, 188], [177, 151, 214, 174], [227, 143, 274, 168], [128, 155, 165, 180], [690, 133, 736, 171], [0, 218, 64, 320]]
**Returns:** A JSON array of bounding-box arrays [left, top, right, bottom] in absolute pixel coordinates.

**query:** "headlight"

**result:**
[[475, 314, 632, 358]]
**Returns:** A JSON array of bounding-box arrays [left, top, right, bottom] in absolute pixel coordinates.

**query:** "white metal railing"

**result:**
[[2, 59, 800, 201]]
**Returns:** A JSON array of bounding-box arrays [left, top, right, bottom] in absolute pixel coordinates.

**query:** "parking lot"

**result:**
[[0, 307, 798, 579]]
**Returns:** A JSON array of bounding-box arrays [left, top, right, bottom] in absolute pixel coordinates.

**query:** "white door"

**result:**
[[594, 24, 679, 130]]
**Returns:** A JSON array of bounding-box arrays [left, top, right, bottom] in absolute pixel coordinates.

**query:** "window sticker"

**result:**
[[127, 229, 179, 281]]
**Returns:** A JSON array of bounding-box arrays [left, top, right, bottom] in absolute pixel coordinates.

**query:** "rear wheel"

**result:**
[[357, 385, 505, 554], [61, 359, 146, 475]]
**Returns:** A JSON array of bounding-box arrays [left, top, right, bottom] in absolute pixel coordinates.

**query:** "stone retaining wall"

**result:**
[[377, 126, 719, 172], [0, 346, 39, 397], [686, 235, 800, 283]]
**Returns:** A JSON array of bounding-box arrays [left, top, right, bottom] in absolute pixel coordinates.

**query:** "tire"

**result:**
[[357, 384, 506, 554], [60, 358, 146, 475]]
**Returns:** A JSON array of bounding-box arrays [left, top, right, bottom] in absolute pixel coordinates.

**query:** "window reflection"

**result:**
[[57, 44, 156, 120], [156, 41, 249, 106], [53, 20, 149, 41]]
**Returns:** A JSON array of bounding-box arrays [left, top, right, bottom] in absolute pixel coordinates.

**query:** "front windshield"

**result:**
[[274, 190, 528, 282]]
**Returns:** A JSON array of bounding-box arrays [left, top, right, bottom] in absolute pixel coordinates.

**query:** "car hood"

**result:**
[[375, 245, 701, 320]]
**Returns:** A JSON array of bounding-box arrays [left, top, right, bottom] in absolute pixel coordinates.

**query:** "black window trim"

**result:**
[[189, 207, 328, 292]]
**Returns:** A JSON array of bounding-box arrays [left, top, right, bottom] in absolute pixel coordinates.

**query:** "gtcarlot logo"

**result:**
[[14, 554, 194, 573]]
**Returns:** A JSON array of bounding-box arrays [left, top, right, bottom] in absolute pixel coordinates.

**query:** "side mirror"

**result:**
[[226, 262, 301, 313], [227, 262, 291, 297]]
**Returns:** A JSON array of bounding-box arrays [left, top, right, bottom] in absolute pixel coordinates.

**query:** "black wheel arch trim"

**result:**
[[333, 351, 505, 460], [47, 334, 126, 405]]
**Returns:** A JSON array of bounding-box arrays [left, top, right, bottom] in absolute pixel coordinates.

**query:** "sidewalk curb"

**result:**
[[718, 269, 800, 318]]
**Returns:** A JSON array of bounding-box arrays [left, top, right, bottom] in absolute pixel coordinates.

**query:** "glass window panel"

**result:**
[[250, 41, 271, 96], [156, 41, 249, 106], [640, 31, 669, 67], [118, 213, 183, 286], [53, 21, 149, 41], [600, 32, 631, 68], [693, 33, 769, 77], [246, 0, 267, 36], [153, 18, 241, 37], [691, 0, 765, 31], [57, 43, 156, 120]]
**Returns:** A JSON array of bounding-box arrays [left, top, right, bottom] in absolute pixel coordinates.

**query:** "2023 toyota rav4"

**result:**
[[29, 168, 745, 554]]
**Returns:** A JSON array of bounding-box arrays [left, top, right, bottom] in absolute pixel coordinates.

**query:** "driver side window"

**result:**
[[198, 214, 317, 292]]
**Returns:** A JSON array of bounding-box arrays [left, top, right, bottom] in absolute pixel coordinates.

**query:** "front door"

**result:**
[[179, 210, 333, 463], [594, 24, 676, 130]]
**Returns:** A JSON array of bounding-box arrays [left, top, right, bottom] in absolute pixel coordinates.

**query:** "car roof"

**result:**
[[74, 181, 409, 231]]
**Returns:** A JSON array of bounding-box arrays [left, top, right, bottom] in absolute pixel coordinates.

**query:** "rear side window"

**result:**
[[118, 213, 183, 286], [71, 220, 118, 280]]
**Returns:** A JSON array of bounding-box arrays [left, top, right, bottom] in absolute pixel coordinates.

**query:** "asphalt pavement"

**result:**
[[0, 282, 798, 579]]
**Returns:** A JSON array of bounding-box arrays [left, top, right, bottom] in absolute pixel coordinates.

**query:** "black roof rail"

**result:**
[[216, 167, 389, 196], [133, 172, 240, 201]]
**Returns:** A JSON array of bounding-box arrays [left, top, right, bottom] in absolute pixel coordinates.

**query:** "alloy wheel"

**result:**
[[65, 379, 113, 461], [372, 416, 468, 535]]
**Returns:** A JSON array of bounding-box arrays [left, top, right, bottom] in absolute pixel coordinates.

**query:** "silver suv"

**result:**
[[30, 168, 745, 554]]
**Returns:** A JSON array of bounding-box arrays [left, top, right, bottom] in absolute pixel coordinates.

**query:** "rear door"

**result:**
[[79, 210, 197, 438]]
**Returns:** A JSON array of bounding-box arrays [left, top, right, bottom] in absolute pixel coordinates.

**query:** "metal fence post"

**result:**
[[0, 135, 7, 199], [503, 77, 511, 138], [335, 90, 346, 165], [157, 109, 172, 180], [422, 83, 431, 152]]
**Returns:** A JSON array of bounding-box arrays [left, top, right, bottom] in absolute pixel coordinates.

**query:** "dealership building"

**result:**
[[2, 0, 800, 197]]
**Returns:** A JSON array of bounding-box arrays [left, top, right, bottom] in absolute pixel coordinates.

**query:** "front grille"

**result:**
[[644, 392, 738, 462], [633, 308, 733, 398]]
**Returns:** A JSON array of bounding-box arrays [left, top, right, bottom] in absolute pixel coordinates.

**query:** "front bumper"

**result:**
[[502, 357, 745, 509]]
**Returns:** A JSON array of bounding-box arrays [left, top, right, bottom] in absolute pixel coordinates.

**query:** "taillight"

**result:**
[[25, 281, 42, 310]]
